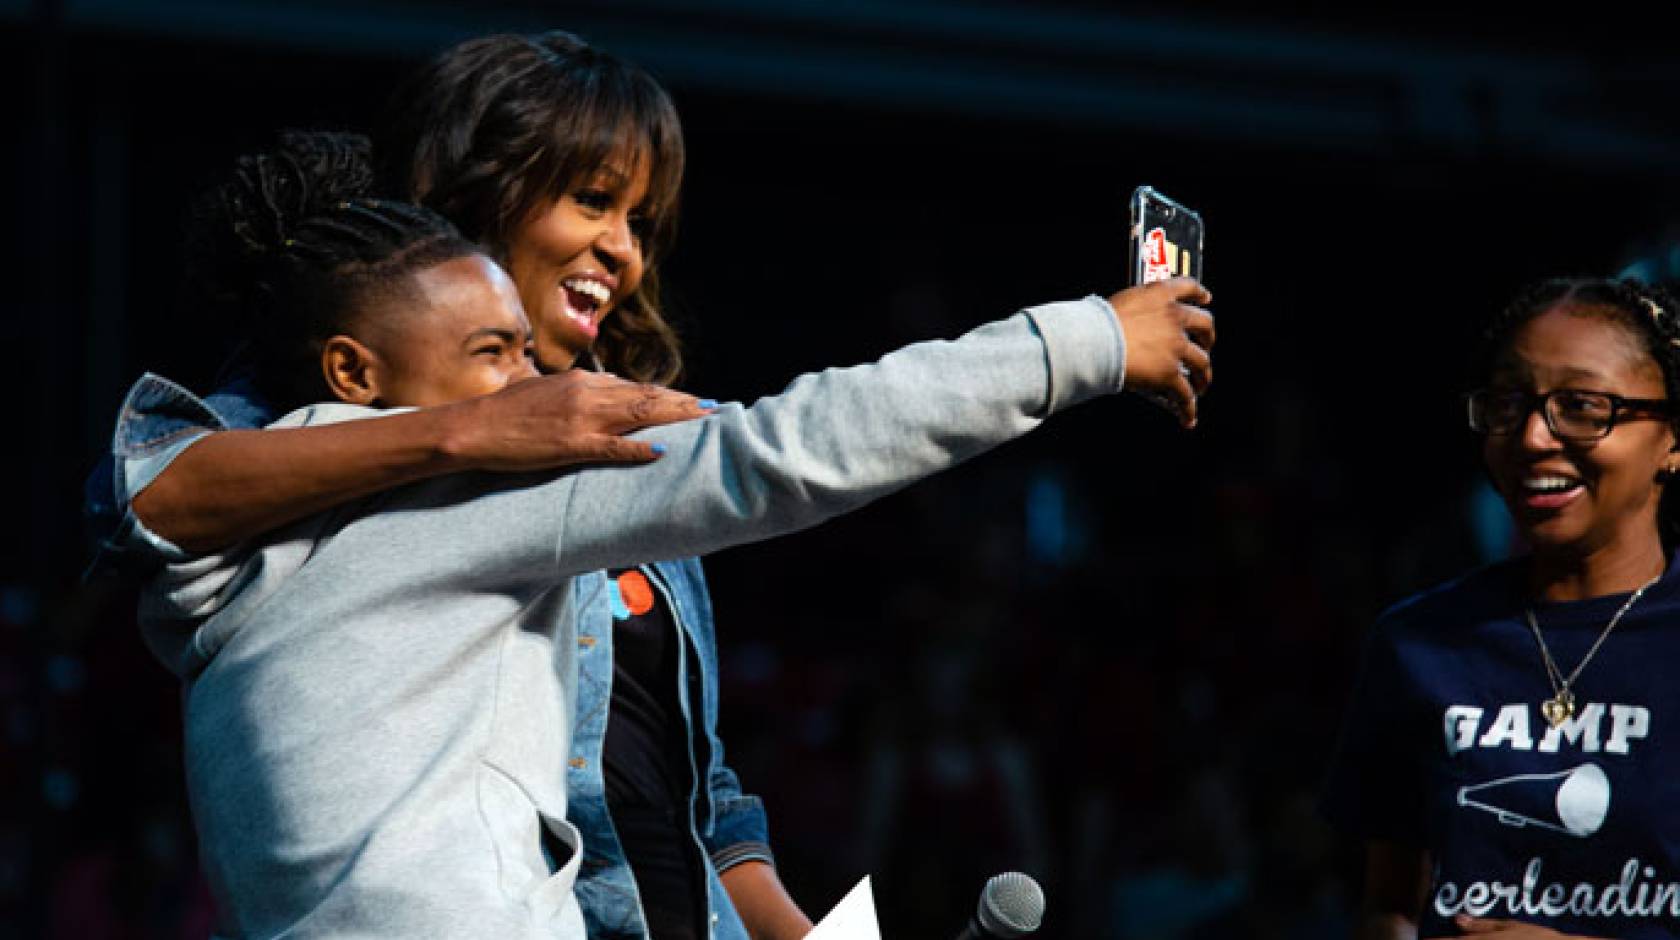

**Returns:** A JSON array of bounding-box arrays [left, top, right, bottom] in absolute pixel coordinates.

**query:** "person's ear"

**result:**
[[1657, 435, 1680, 483], [321, 335, 384, 406]]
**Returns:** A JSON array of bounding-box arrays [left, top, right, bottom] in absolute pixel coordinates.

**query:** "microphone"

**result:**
[[954, 872, 1045, 940]]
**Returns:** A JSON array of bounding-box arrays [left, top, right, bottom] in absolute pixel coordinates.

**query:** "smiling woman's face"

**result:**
[[1482, 303, 1676, 559], [501, 153, 652, 373]]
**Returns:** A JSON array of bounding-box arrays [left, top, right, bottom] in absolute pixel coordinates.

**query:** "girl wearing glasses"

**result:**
[[1323, 277, 1680, 939]]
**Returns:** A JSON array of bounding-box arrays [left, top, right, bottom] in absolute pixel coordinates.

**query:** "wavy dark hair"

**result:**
[[1481, 276, 1680, 548], [186, 131, 479, 412], [377, 30, 685, 385]]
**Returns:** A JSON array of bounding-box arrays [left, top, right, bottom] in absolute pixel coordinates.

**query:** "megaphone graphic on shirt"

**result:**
[[1456, 762, 1609, 839]]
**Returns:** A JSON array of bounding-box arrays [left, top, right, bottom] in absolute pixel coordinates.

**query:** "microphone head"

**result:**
[[975, 871, 1045, 938]]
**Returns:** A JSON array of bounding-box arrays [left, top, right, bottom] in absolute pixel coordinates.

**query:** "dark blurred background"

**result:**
[[6, 1, 1680, 937]]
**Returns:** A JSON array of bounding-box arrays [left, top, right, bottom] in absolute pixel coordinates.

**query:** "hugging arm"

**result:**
[[104, 370, 707, 559], [135, 413, 472, 556]]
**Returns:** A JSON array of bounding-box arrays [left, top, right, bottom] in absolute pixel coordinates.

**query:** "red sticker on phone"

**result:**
[[1142, 227, 1172, 283]]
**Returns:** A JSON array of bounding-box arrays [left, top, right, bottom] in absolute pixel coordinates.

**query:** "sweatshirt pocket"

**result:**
[[476, 761, 586, 929]]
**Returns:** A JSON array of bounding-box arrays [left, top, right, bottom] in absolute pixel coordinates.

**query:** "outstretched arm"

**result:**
[[127, 370, 709, 555], [139, 284, 1214, 625], [554, 281, 1213, 575]]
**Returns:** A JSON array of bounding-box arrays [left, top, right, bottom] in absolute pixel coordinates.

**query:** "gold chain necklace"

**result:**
[[1523, 573, 1661, 729]]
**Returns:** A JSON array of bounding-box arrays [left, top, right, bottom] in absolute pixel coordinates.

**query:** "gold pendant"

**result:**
[[1542, 690, 1576, 728]]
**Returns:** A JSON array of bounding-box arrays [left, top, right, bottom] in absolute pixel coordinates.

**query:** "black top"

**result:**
[[602, 568, 709, 940]]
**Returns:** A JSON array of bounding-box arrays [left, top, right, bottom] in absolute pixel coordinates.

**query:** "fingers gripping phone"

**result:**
[[1127, 186, 1204, 286], [1126, 185, 1207, 422]]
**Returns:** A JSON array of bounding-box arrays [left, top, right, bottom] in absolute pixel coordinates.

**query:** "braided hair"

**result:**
[[186, 131, 478, 412], [1481, 276, 1680, 547], [377, 31, 685, 385]]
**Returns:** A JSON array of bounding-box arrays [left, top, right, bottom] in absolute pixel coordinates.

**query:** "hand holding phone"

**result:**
[[1119, 186, 1212, 426], [1107, 278, 1214, 427]]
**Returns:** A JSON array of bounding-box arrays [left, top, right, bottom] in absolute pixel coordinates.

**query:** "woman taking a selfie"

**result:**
[[99, 32, 1215, 940]]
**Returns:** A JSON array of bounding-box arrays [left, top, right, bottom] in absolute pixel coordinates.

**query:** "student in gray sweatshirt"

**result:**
[[124, 134, 1211, 938]]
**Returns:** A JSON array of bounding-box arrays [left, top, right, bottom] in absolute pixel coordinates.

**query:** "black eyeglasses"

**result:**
[[1467, 388, 1673, 443]]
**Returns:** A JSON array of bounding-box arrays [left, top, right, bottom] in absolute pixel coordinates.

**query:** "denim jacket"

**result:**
[[568, 560, 766, 940], [86, 372, 273, 570]]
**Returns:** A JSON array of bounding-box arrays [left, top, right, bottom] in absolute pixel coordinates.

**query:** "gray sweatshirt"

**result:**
[[138, 297, 1127, 938]]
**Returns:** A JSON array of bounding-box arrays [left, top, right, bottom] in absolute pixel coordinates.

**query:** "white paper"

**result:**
[[805, 875, 881, 940]]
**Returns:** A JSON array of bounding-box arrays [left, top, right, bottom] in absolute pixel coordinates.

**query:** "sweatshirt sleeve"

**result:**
[[546, 296, 1125, 576], [141, 295, 1127, 625]]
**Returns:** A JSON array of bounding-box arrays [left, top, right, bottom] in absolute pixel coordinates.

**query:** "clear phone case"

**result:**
[[1128, 185, 1204, 286]]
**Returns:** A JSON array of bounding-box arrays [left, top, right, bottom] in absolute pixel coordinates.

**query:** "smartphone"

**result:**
[[1127, 186, 1204, 286]]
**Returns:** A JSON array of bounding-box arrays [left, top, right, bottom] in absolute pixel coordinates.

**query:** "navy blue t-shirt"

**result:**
[[1323, 553, 1680, 938]]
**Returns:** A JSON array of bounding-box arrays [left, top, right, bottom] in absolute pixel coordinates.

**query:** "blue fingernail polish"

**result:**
[[698, 399, 718, 409], [651, 444, 667, 456]]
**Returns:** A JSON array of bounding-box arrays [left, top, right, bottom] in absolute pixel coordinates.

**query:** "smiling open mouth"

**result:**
[[561, 277, 611, 331], [1521, 474, 1584, 509]]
